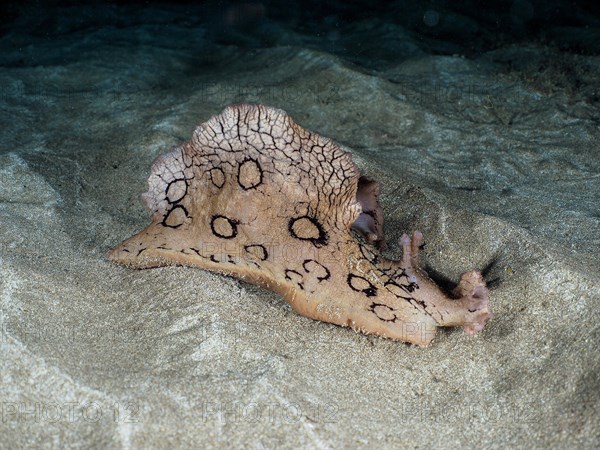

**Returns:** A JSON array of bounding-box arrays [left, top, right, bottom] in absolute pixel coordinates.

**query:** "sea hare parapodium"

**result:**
[[107, 104, 491, 346]]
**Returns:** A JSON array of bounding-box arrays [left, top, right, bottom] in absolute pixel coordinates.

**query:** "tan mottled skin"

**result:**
[[108, 104, 491, 346]]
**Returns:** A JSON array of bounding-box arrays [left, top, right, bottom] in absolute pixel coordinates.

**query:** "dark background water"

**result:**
[[2, 0, 599, 66]]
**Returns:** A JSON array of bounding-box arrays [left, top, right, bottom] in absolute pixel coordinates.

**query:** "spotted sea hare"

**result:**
[[108, 104, 492, 346]]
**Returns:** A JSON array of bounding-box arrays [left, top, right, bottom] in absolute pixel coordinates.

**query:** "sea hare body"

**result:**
[[108, 104, 491, 346]]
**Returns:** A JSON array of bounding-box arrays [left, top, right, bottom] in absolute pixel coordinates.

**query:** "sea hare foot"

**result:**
[[107, 104, 492, 346]]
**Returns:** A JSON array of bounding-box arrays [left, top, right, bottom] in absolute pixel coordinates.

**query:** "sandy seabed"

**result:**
[[0, 3, 598, 448]]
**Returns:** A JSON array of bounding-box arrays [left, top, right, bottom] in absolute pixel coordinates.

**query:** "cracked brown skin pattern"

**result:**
[[107, 104, 491, 346]]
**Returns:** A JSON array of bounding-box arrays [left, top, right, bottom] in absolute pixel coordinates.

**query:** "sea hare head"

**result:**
[[108, 104, 491, 346]]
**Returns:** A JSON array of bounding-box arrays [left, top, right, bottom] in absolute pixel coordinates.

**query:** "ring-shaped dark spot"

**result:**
[[347, 274, 377, 297], [244, 244, 268, 261], [302, 259, 331, 281], [238, 158, 263, 190], [165, 178, 188, 204], [162, 205, 189, 229], [288, 216, 328, 248], [368, 302, 397, 322], [210, 215, 239, 239], [284, 269, 304, 290]]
